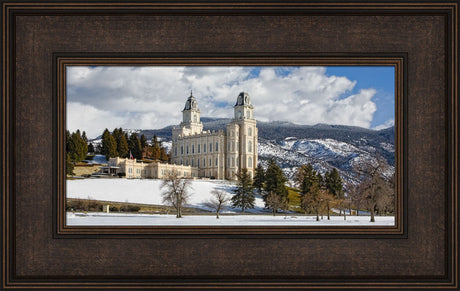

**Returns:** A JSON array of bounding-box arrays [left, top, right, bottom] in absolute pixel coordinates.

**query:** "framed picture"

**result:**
[[2, 1, 458, 289], [61, 60, 400, 232]]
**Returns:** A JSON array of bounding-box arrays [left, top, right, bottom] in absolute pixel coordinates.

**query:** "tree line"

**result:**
[[66, 128, 171, 176], [66, 130, 88, 175], [159, 157, 394, 221], [295, 157, 394, 222], [97, 128, 170, 162]]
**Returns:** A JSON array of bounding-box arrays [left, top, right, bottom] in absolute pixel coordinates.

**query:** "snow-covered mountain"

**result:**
[[89, 118, 395, 184]]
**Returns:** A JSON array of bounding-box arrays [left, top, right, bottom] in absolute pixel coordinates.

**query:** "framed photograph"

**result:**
[[2, 1, 458, 289], [62, 61, 399, 230]]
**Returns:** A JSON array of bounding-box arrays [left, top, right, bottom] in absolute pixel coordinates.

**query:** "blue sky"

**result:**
[[67, 66, 395, 138], [326, 66, 394, 129]]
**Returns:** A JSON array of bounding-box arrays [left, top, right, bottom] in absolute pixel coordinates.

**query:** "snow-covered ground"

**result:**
[[66, 178, 395, 226], [67, 178, 266, 213], [67, 212, 395, 226]]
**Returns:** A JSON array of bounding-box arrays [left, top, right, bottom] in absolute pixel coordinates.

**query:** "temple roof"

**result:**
[[234, 92, 252, 106], [183, 90, 199, 111]]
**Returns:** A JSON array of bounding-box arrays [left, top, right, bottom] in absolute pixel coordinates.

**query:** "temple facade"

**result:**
[[110, 91, 258, 180], [171, 91, 258, 180]]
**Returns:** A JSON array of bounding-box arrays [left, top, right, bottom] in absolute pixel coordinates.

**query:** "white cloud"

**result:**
[[67, 66, 379, 138], [373, 118, 395, 130]]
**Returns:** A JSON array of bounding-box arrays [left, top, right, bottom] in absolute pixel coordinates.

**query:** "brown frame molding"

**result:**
[[3, 1, 458, 289]]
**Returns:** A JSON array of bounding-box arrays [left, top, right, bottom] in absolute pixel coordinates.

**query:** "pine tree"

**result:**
[[231, 168, 255, 212], [69, 130, 88, 162], [325, 168, 344, 199], [295, 164, 316, 195], [151, 134, 161, 160], [81, 131, 88, 144], [140, 134, 148, 149], [65, 130, 72, 154], [101, 129, 118, 160], [112, 128, 129, 158], [160, 147, 169, 162], [66, 153, 75, 176], [128, 133, 142, 160], [253, 164, 265, 195], [88, 142, 95, 154], [264, 159, 288, 200]]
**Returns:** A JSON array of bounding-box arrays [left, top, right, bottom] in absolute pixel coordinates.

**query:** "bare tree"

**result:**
[[347, 182, 364, 216], [265, 191, 287, 216], [161, 170, 192, 218], [355, 155, 393, 222], [205, 190, 230, 219], [319, 188, 334, 220]]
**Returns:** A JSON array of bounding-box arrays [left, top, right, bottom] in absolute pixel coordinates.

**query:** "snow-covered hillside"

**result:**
[[67, 178, 266, 213], [86, 121, 395, 185], [258, 137, 395, 184]]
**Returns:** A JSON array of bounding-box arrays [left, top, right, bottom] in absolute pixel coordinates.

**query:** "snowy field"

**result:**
[[66, 178, 395, 226], [67, 212, 395, 226], [67, 178, 266, 212]]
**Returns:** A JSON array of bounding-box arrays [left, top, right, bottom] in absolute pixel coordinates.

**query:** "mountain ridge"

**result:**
[[90, 118, 395, 184]]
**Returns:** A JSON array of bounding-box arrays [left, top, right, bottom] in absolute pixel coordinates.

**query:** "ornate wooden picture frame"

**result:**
[[2, 1, 458, 289]]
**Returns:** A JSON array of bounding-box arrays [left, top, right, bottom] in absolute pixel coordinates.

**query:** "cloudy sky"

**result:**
[[66, 66, 394, 139]]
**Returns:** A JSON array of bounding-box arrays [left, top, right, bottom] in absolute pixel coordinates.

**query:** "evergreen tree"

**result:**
[[151, 134, 161, 160], [69, 130, 88, 162], [295, 164, 316, 195], [101, 128, 118, 160], [128, 133, 143, 160], [160, 147, 169, 162], [140, 134, 148, 149], [325, 168, 344, 199], [65, 130, 71, 153], [112, 128, 129, 158], [296, 164, 326, 220], [264, 159, 288, 200], [253, 164, 265, 195], [81, 131, 88, 144], [65, 131, 74, 175], [231, 168, 255, 212], [88, 142, 95, 154], [300, 172, 322, 220], [66, 153, 75, 176]]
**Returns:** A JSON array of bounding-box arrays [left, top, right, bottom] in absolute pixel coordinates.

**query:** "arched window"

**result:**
[[216, 142, 219, 152], [248, 157, 253, 168], [215, 157, 218, 166], [248, 141, 252, 153], [198, 144, 200, 153], [248, 127, 252, 136], [186, 145, 189, 154], [209, 158, 212, 166], [204, 143, 206, 153], [197, 158, 200, 167], [209, 143, 212, 152], [203, 158, 206, 167], [181, 146, 183, 155], [192, 144, 194, 153]]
